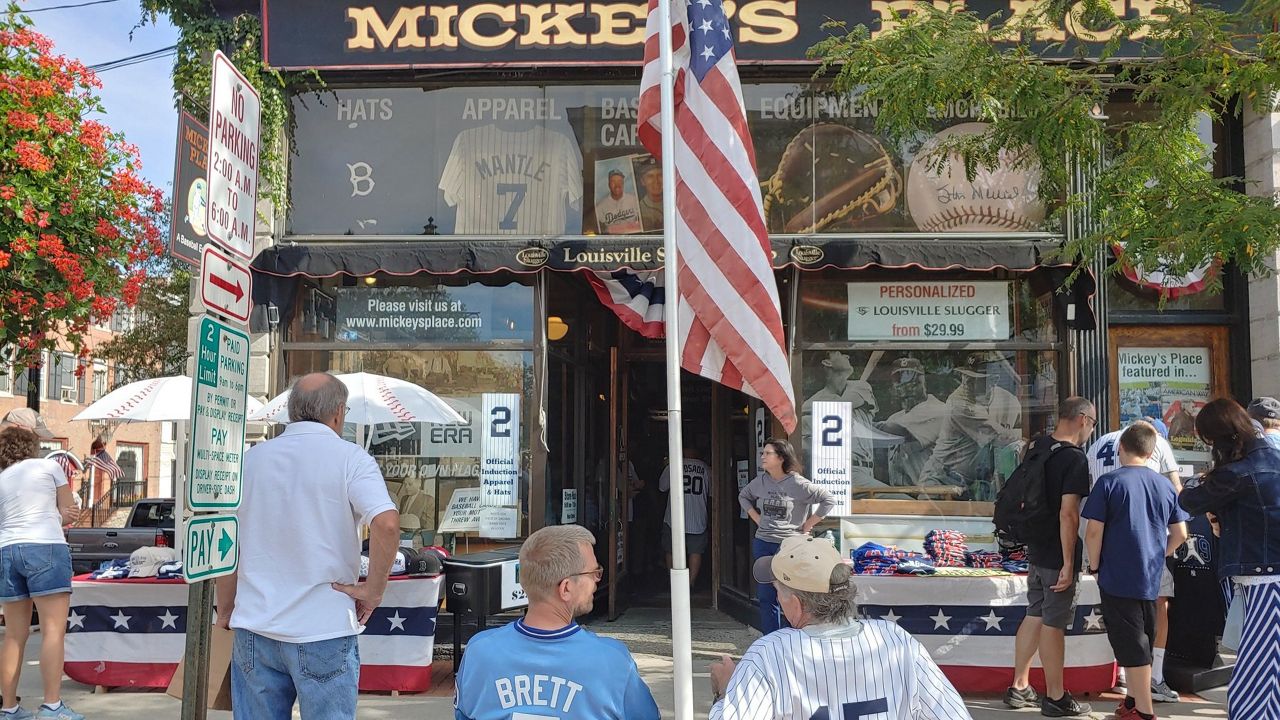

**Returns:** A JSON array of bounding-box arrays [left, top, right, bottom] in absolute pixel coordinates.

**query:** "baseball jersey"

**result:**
[[660, 458, 711, 534], [439, 125, 583, 234], [595, 193, 642, 234], [1086, 430, 1179, 487], [709, 619, 969, 720], [454, 619, 660, 720]]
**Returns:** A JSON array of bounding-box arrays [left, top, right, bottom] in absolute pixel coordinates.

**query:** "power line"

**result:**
[[88, 44, 177, 72], [23, 0, 122, 12]]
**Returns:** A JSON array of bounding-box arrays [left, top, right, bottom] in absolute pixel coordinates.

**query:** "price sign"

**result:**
[[205, 50, 260, 259], [846, 281, 1010, 341]]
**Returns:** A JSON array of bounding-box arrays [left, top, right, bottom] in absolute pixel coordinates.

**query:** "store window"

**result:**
[[288, 84, 1052, 237], [115, 443, 143, 485], [92, 362, 108, 402], [793, 271, 1064, 517], [284, 275, 537, 541]]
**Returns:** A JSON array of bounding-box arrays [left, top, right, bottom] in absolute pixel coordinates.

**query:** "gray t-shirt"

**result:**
[[738, 472, 837, 543]]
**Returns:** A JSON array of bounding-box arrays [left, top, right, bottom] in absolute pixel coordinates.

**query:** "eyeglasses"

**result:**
[[564, 566, 604, 582], [1082, 414, 1097, 425], [760, 449, 778, 456]]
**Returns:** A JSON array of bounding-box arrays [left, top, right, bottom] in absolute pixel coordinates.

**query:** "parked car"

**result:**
[[65, 498, 176, 575]]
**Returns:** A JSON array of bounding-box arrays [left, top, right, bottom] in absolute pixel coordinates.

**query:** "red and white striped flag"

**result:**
[[637, 0, 797, 432], [85, 449, 124, 481]]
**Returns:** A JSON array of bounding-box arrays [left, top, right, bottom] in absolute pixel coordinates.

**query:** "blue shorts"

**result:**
[[0, 543, 72, 603]]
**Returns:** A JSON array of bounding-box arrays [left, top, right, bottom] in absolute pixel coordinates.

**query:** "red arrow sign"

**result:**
[[199, 245, 251, 325], [208, 272, 244, 302]]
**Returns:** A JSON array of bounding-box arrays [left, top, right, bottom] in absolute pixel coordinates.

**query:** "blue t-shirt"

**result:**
[[1264, 433, 1280, 452], [454, 619, 661, 720], [1082, 465, 1191, 600]]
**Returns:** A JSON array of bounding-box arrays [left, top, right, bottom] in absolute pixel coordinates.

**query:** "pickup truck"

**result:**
[[65, 498, 176, 575]]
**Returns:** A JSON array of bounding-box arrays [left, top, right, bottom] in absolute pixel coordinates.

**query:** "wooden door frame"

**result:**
[[1107, 325, 1232, 429]]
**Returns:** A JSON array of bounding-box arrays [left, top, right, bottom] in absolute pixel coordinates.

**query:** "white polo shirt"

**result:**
[[231, 421, 396, 643]]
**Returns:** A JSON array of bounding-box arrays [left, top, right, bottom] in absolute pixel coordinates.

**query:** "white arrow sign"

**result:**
[[182, 514, 238, 583], [199, 244, 251, 325]]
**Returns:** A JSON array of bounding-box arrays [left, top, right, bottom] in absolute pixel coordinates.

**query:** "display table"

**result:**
[[854, 572, 1115, 694], [64, 574, 442, 693]]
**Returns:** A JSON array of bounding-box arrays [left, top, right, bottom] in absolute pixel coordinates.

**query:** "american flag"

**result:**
[[44, 450, 83, 481], [85, 448, 124, 481], [637, 0, 797, 431]]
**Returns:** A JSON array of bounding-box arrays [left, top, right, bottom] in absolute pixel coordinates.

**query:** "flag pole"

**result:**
[[655, 0, 695, 717]]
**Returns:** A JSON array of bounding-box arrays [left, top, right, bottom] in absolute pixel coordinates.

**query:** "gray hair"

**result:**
[[777, 565, 859, 624], [519, 525, 596, 601], [288, 373, 348, 424]]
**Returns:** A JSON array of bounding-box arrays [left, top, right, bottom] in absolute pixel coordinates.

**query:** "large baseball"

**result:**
[[906, 122, 1045, 232]]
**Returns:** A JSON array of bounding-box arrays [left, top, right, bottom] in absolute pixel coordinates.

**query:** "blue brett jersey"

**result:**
[[454, 619, 661, 720]]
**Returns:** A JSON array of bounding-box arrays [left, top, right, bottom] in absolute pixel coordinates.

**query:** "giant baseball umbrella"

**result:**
[[73, 375, 264, 423], [247, 372, 464, 426]]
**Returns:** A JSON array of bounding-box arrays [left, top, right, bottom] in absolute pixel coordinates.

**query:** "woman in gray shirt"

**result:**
[[739, 439, 838, 633]]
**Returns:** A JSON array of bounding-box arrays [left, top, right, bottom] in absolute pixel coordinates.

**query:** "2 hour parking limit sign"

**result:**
[[205, 50, 260, 259]]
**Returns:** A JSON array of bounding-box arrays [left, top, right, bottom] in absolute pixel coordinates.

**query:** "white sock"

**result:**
[[1118, 666, 1127, 684], [1152, 648, 1167, 684], [41, 701, 61, 710], [2, 706, 19, 714]]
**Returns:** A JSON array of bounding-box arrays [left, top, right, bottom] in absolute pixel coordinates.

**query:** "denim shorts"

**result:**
[[0, 543, 73, 603]]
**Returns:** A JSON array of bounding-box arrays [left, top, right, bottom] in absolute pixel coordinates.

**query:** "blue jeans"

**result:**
[[753, 537, 789, 634], [0, 543, 72, 602], [231, 629, 360, 720]]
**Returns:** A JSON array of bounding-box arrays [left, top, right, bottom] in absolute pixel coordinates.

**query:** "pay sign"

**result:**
[[205, 50, 260, 259]]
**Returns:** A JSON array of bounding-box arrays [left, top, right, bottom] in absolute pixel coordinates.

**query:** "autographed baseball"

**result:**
[[906, 122, 1045, 232]]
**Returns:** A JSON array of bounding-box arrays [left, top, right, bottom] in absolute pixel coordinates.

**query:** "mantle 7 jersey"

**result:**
[[440, 124, 583, 234]]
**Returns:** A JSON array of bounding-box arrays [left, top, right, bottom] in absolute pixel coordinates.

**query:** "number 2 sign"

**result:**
[[810, 401, 853, 514], [480, 393, 521, 506]]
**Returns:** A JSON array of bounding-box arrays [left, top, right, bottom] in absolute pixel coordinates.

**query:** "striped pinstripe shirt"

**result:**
[[709, 619, 970, 720]]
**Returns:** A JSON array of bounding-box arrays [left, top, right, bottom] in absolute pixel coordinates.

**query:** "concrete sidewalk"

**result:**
[[0, 610, 1229, 718]]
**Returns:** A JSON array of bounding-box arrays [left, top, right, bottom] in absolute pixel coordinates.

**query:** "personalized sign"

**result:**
[[847, 281, 1010, 341]]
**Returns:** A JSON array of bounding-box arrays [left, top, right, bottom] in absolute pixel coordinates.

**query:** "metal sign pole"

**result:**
[[180, 581, 213, 720]]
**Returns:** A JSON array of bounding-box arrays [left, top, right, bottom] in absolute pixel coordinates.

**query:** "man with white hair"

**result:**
[[454, 525, 660, 719], [708, 535, 968, 719]]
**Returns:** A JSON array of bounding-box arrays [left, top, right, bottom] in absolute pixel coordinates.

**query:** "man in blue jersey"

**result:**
[[454, 525, 661, 720]]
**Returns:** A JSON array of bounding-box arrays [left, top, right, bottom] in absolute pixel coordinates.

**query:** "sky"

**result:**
[[25, 1, 180, 191]]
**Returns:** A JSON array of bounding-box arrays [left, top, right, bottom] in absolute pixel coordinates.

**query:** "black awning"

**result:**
[[249, 235, 1094, 331]]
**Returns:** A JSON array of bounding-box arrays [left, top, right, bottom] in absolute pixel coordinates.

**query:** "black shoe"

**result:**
[[1004, 685, 1040, 709], [1041, 692, 1092, 717]]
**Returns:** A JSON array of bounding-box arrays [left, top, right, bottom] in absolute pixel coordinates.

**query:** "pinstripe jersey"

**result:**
[[709, 619, 970, 720], [439, 124, 583, 234], [1086, 430, 1178, 488]]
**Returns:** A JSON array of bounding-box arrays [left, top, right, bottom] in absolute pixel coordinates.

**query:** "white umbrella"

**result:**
[[73, 375, 264, 423], [248, 372, 464, 426]]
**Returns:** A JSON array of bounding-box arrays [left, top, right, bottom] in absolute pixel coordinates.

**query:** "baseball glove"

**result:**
[[763, 124, 901, 234]]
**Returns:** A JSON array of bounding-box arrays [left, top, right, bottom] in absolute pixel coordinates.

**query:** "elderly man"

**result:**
[[454, 525, 660, 719], [215, 373, 400, 720], [708, 535, 967, 719]]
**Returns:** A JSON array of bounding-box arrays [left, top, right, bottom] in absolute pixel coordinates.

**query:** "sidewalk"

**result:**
[[0, 610, 1229, 718]]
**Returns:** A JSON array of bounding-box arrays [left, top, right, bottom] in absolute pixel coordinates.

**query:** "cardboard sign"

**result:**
[[437, 487, 483, 533]]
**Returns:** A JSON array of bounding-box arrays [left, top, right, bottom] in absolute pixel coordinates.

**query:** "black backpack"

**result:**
[[993, 438, 1080, 545]]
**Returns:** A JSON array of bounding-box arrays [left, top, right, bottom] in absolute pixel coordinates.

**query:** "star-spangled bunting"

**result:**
[[638, 0, 798, 431]]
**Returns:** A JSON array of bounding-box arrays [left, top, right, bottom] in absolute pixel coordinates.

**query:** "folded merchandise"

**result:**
[[1001, 560, 1029, 573], [895, 558, 937, 576], [852, 541, 930, 575], [89, 559, 130, 579], [924, 529, 968, 567], [965, 550, 1003, 569], [157, 561, 184, 579]]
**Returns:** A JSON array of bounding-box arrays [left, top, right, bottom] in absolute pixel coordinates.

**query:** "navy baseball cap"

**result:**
[[1248, 397, 1280, 420]]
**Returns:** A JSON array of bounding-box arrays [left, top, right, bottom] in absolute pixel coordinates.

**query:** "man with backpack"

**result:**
[[1000, 397, 1097, 717]]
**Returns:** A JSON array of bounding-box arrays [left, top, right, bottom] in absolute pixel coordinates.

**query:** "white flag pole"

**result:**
[[656, 0, 694, 717]]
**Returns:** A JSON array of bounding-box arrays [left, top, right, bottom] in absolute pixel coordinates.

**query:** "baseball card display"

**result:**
[[439, 124, 583, 234], [632, 154, 664, 232], [592, 156, 643, 234], [906, 121, 1046, 232]]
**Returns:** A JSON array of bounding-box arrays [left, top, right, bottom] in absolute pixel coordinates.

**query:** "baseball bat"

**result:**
[[860, 350, 884, 383]]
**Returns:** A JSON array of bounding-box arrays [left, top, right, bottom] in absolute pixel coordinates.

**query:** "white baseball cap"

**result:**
[[127, 546, 178, 578], [0, 408, 53, 439], [752, 535, 851, 594]]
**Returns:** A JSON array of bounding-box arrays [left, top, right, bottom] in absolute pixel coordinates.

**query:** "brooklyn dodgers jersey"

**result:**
[[709, 619, 969, 720], [1086, 429, 1179, 488], [439, 124, 583, 234], [454, 619, 660, 720]]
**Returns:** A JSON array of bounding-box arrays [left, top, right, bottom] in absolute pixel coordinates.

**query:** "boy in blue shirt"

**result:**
[[454, 525, 661, 720], [1083, 421, 1190, 720]]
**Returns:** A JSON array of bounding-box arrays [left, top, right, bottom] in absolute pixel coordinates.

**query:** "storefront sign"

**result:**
[[1117, 347, 1211, 458], [737, 461, 750, 519], [479, 506, 519, 538], [263, 0, 1229, 69], [169, 110, 209, 265], [480, 393, 520, 506], [810, 401, 853, 514], [561, 489, 578, 524], [335, 286, 502, 343], [187, 316, 249, 511], [847, 281, 1010, 342], [438, 487, 483, 532], [205, 51, 260, 259], [500, 558, 528, 610]]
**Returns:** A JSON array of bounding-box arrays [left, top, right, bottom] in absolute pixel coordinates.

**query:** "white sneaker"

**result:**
[[1151, 679, 1180, 703]]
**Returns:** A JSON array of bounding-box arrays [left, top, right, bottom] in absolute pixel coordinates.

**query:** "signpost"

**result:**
[[182, 51, 260, 720], [198, 244, 252, 325], [204, 50, 260, 259]]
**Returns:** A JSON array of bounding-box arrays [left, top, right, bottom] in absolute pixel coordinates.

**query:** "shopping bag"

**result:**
[[1222, 585, 1244, 652], [166, 625, 234, 711]]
